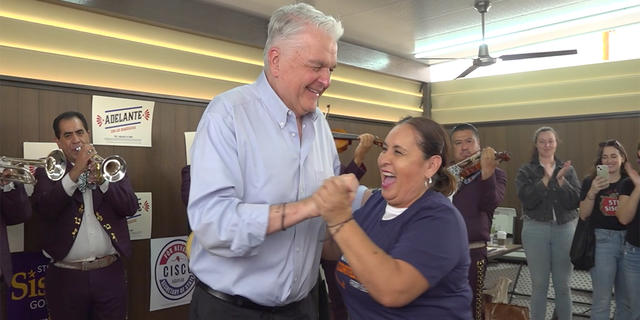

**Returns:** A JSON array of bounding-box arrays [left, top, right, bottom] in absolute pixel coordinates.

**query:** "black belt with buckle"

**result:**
[[197, 280, 295, 313]]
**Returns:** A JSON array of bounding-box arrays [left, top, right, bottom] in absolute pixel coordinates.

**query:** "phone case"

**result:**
[[596, 165, 609, 178]]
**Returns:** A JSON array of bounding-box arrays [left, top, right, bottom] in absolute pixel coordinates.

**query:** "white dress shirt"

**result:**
[[46, 174, 116, 262]]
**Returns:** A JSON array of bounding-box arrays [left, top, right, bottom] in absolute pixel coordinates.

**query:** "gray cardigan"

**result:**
[[515, 158, 581, 225]]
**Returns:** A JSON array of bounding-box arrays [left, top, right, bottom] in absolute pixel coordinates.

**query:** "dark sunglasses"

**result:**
[[599, 139, 621, 148]]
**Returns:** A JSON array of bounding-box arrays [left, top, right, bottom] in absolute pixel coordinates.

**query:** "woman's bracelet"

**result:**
[[586, 194, 595, 200], [328, 217, 353, 236]]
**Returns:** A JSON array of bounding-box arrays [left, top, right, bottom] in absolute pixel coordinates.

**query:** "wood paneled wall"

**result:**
[[447, 115, 640, 244], [2, 77, 638, 319], [0, 81, 207, 319], [0, 79, 397, 320]]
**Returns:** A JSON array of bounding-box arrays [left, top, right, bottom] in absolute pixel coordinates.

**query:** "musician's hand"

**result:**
[[312, 174, 357, 226], [354, 133, 375, 166], [69, 144, 94, 182], [87, 160, 105, 185], [480, 147, 499, 180], [1, 168, 16, 186]]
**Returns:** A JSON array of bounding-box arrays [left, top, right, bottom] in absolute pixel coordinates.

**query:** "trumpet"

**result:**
[[76, 146, 127, 183], [1, 149, 67, 184]]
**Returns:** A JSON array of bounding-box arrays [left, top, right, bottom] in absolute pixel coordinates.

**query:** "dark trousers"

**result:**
[[320, 259, 348, 320], [45, 259, 127, 320], [469, 247, 488, 320], [189, 285, 317, 320]]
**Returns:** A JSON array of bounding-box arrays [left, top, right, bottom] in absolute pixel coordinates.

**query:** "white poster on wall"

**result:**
[[149, 236, 196, 311], [128, 192, 152, 240], [92, 95, 155, 147], [184, 132, 195, 166]]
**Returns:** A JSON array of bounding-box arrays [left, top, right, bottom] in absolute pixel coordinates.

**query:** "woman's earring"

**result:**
[[425, 177, 432, 187]]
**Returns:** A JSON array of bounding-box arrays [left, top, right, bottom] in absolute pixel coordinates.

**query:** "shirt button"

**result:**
[[300, 188, 304, 193], [294, 277, 298, 282], [279, 122, 284, 127], [291, 133, 296, 137], [296, 247, 300, 252]]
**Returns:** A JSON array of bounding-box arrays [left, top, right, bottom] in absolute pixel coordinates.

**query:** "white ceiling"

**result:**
[[195, 0, 640, 62]]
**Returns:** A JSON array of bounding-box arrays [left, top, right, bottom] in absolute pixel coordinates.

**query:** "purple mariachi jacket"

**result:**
[[31, 165, 138, 261], [452, 168, 507, 243], [1, 183, 32, 283]]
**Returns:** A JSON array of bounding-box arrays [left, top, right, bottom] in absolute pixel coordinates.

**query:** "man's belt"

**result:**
[[53, 254, 118, 271], [469, 241, 487, 249], [197, 280, 297, 313]]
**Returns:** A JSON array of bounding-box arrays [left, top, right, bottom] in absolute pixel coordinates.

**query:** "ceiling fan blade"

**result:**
[[499, 49, 577, 61], [455, 65, 479, 80], [418, 57, 469, 60]]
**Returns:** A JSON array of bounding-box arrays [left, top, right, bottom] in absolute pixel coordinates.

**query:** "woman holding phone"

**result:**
[[515, 127, 581, 320], [579, 139, 631, 320]]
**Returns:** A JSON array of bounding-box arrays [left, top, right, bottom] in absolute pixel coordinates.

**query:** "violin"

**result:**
[[331, 129, 383, 153], [448, 150, 511, 180], [324, 104, 383, 153]]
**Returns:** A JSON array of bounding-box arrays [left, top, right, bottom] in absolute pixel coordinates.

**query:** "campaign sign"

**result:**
[[149, 237, 195, 311], [7, 251, 50, 320], [128, 192, 152, 240], [92, 95, 155, 147]]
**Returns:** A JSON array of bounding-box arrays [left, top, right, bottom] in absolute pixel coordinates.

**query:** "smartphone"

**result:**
[[596, 165, 609, 179]]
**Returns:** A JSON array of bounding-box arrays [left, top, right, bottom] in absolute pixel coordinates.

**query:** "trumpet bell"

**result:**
[[1, 149, 68, 184], [97, 155, 127, 183], [45, 149, 67, 181]]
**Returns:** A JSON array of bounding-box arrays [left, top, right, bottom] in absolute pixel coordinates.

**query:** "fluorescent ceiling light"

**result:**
[[414, 0, 640, 59]]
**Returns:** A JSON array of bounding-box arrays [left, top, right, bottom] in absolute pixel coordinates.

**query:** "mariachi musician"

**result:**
[[448, 123, 507, 320], [0, 168, 33, 291], [31, 111, 137, 320]]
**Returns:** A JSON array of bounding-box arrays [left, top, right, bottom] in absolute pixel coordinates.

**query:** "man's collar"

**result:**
[[257, 71, 320, 127]]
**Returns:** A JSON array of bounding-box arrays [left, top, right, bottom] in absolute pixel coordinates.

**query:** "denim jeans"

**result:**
[[522, 218, 577, 320], [623, 242, 640, 320], [590, 229, 630, 320]]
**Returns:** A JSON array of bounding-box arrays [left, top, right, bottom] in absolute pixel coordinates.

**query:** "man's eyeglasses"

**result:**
[[598, 139, 621, 148]]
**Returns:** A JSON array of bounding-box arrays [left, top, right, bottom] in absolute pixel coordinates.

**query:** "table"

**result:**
[[487, 244, 525, 304], [487, 244, 522, 260]]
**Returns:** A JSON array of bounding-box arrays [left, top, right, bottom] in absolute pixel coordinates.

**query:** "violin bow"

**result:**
[[323, 104, 331, 120]]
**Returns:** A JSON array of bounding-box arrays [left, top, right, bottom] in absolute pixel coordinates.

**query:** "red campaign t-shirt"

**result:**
[[580, 177, 626, 230]]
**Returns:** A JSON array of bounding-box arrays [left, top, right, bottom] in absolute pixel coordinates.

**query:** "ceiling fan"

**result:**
[[421, 0, 578, 80]]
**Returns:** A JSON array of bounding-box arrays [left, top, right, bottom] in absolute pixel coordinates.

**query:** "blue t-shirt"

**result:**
[[335, 189, 472, 320]]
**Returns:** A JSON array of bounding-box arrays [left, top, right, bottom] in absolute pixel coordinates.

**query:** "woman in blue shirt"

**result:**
[[313, 116, 472, 320]]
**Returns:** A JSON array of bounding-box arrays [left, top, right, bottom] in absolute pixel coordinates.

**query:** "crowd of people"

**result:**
[[1, 3, 639, 320]]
